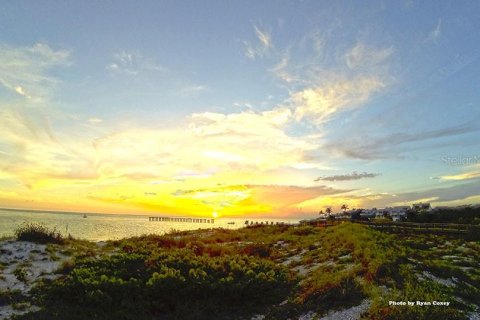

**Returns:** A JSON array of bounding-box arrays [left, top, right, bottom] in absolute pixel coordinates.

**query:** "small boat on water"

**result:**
[[227, 221, 235, 225], [83, 214, 87, 218]]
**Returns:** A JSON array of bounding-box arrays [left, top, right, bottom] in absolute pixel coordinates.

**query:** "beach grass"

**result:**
[[3, 222, 479, 319], [14, 223, 64, 245]]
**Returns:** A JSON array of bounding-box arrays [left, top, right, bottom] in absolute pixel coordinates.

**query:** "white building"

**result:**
[[374, 206, 410, 221], [360, 208, 378, 219], [385, 206, 410, 221]]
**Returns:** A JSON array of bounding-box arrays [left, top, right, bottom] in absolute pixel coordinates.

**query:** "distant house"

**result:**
[[371, 206, 410, 221], [360, 208, 377, 219], [335, 212, 347, 219], [374, 208, 389, 220], [384, 206, 409, 221], [318, 212, 329, 219]]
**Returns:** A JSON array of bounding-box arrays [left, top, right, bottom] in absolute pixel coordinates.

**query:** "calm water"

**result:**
[[0, 209, 300, 241]]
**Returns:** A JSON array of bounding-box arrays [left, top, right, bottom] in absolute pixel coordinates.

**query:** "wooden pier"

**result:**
[[148, 216, 214, 224]]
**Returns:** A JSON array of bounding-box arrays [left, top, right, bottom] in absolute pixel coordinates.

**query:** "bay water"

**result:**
[[0, 209, 299, 241]]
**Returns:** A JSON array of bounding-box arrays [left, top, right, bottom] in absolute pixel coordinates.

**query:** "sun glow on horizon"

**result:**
[[1, 2, 479, 217]]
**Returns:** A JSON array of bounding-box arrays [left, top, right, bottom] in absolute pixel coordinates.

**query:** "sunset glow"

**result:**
[[1, 1, 480, 217]]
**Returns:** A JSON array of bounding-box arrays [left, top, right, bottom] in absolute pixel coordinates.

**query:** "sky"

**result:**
[[1, 1, 480, 218]]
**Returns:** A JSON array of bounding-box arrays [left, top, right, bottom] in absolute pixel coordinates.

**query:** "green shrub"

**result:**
[[19, 248, 292, 320], [241, 243, 272, 257], [15, 223, 64, 244], [291, 226, 316, 236]]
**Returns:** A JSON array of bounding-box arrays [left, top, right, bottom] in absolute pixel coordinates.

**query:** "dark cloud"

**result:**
[[328, 121, 479, 160], [395, 180, 480, 203], [315, 171, 381, 182], [357, 179, 480, 208]]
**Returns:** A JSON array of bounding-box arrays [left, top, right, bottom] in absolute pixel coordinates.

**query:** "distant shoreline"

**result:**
[[0, 207, 150, 218], [0, 207, 306, 220]]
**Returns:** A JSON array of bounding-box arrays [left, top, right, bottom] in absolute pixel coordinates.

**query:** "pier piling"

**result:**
[[149, 216, 214, 224]]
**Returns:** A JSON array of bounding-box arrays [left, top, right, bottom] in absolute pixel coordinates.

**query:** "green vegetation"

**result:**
[[19, 233, 293, 320], [10, 222, 480, 319], [0, 289, 27, 306], [13, 265, 28, 283], [407, 207, 480, 224], [15, 223, 64, 244]]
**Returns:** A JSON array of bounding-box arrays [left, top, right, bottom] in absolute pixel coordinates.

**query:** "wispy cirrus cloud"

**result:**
[[0, 42, 70, 103], [178, 84, 209, 96], [291, 76, 385, 124], [14, 86, 31, 98], [440, 171, 480, 181], [269, 34, 394, 125], [270, 54, 298, 84], [345, 43, 394, 70], [0, 43, 97, 190], [87, 117, 103, 124], [244, 26, 273, 59], [106, 51, 164, 76], [314, 171, 381, 182], [439, 164, 480, 181], [0, 106, 98, 189], [427, 19, 442, 43]]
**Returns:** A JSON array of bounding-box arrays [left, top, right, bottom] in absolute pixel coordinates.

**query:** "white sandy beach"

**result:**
[[0, 239, 69, 320]]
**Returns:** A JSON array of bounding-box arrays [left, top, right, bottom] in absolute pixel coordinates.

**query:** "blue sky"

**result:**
[[0, 1, 479, 216]]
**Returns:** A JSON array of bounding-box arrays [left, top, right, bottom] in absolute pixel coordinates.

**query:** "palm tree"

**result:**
[[325, 207, 332, 215], [341, 204, 349, 212], [318, 210, 324, 216]]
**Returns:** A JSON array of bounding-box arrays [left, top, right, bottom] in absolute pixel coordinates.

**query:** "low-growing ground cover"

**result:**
[[2, 222, 478, 319]]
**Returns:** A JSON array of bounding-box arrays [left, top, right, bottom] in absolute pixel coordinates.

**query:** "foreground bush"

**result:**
[[15, 223, 64, 244], [12, 222, 475, 319], [19, 248, 292, 320]]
